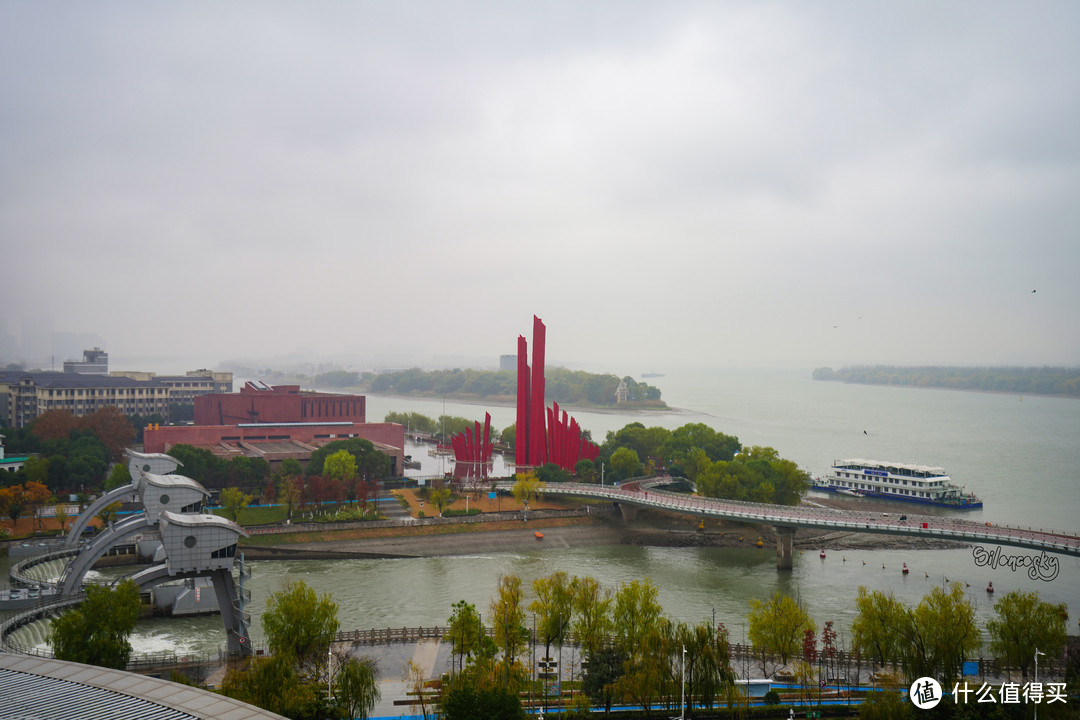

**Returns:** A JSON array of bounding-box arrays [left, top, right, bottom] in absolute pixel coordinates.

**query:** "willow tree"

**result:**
[[851, 587, 907, 670], [612, 579, 667, 716], [987, 590, 1067, 678], [489, 574, 528, 689], [900, 583, 979, 684], [530, 571, 575, 661], [263, 579, 340, 677], [678, 620, 735, 714], [747, 591, 815, 667]]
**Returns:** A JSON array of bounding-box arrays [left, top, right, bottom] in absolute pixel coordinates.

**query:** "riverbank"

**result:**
[[242, 501, 967, 560], [366, 390, 677, 415]]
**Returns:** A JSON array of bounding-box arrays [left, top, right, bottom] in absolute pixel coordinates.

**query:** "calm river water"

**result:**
[[7, 367, 1079, 655]]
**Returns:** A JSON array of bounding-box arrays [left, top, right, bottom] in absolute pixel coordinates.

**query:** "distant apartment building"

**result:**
[[0, 372, 170, 427], [111, 369, 233, 402], [0, 368, 233, 429], [62, 348, 109, 375]]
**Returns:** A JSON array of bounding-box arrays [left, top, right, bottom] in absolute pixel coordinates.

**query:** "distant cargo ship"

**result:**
[[641, 371, 665, 378], [811, 459, 983, 509]]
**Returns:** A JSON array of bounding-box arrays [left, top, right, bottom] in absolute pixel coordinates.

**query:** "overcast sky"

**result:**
[[2, 2, 1078, 374]]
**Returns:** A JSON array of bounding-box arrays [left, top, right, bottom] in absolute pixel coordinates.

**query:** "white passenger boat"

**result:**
[[812, 459, 982, 509]]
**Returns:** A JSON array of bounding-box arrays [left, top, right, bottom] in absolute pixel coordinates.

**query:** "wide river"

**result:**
[[6, 367, 1080, 656]]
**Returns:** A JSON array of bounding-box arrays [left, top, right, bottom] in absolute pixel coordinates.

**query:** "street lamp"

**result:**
[[1035, 648, 1046, 720], [681, 645, 686, 720]]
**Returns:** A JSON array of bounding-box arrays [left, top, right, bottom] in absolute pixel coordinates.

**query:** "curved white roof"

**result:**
[[140, 472, 209, 496], [158, 510, 248, 537]]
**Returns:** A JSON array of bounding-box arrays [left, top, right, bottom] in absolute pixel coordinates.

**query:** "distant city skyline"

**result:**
[[3, 3, 1078, 371]]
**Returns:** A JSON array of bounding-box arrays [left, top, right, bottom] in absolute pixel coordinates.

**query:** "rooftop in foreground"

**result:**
[[0, 653, 288, 720]]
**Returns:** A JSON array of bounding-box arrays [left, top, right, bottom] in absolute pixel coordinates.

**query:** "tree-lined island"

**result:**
[[231, 365, 667, 409], [813, 365, 1080, 398]]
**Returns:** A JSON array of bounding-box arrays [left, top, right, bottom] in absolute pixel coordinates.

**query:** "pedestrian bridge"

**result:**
[[495, 477, 1080, 568]]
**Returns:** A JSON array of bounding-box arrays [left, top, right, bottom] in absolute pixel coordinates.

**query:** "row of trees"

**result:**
[[444, 572, 734, 719], [850, 585, 1069, 682], [814, 365, 1080, 397], [442, 575, 1073, 719], [383, 411, 502, 442], [365, 367, 664, 407], [1, 408, 134, 494], [596, 422, 809, 503]]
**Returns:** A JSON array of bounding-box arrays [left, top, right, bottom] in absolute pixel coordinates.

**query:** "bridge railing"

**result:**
[[495, 479, 1080, 556]]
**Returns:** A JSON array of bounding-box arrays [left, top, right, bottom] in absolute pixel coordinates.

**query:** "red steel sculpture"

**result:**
[[452, 316, 598, 474]]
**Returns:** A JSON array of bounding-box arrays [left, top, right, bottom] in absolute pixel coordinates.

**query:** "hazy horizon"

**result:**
[[4, 3, 1078, 373]]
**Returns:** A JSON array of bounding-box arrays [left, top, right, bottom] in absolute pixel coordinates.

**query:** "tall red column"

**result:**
[[515, 335, 530, 466], [530, 316, 547, 465]]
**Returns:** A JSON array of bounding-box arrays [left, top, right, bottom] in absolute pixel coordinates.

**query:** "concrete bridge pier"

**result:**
[[775, 526, 795, 570], [616, 503, 638, 523]]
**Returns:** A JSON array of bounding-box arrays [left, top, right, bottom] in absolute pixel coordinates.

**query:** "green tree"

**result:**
[[446, 600, 483, 675], [220, 654, 317, 718], [851, 587, 908, 669], [678, 620, 734, 714], [747, 591, 815, 666], [263, 580, 341, 677], [661, 422, 742, 464], [333, 656, 380, 720], [570, 575, 613, 660], [986, 590, 1068, 678], [306, 438, 391, 481], [511, 471, 543, 521], [429, 487, 452, 517], [611, 578, 666, 716], [324, 449, 358, 484], [500, 423, 516, 450], [530, 571, 575, 661], [103, 462, 132, 491], [609, 446, 641, 479], [167, 444, 228, 488], [489, 574, 528, 689], [23, 455, 49, 487], [901, 583, 979, 684], [384, 411, 437, 434], [49, 578, 141, 669], [220, 486, 253, 523], [573, 458, 596, 483], [582, 645, 628, 713]]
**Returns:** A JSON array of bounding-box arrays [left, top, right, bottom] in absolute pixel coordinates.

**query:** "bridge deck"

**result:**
[[495, 478, 1080, 558]]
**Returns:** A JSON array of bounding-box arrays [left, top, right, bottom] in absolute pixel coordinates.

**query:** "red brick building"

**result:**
[[194, 381, 365, 425], [145, 382, 403, 474]]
